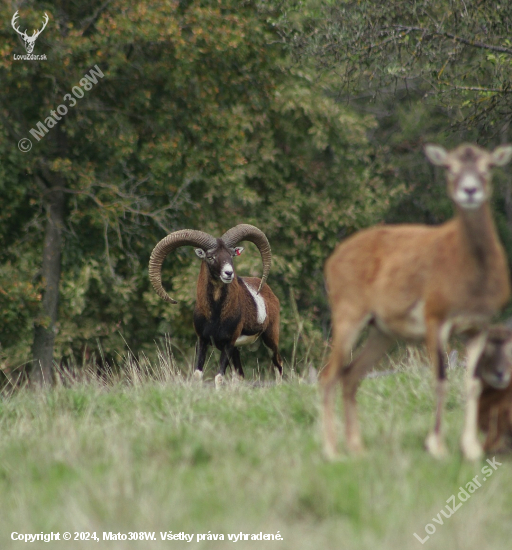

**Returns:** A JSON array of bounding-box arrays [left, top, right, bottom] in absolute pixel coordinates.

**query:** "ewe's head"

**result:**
[[476, 326, 512, 390], [148, 224, 271, 303], [194, 240, 244, 284], [425, 143, 512, 210]]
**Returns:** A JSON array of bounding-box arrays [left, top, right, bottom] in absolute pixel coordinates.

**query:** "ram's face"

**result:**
[[195, 241, 244, 284]]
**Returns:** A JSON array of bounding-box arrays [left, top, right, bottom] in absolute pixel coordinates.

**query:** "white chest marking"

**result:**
[[243, 280, 267, 324]]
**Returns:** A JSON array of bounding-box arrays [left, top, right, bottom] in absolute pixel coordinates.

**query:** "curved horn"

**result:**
[[221, 224, 271, 292], [149, 230, 217, 304]]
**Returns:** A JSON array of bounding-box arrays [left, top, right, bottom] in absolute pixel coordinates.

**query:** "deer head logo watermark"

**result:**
[[11, 10, 49, 54]]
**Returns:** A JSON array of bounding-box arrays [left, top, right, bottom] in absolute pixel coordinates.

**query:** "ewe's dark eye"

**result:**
[[207, 256, 214, 262]]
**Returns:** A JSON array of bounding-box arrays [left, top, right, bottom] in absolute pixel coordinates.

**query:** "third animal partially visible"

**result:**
[[476, 325, 512, 452]]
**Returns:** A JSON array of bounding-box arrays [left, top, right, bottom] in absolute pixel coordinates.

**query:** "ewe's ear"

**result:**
[[232, 246, 244, 257], [195, 249, 206, 259], [424, 144, 448, 166], [491, 145, 512, 167]]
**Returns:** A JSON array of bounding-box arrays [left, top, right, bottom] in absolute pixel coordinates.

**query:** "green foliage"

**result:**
[[281, 0, 512, 134], [0, 0, 401, 369], [0, 257, 42, 365]]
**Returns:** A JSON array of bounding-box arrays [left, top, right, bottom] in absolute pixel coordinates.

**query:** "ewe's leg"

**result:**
[[320, 334, 346, 460], [341, 326, 392, 454], [425, 321, 449, 458], [320, 315, 369, 459], [194, 338, 209, 381], [461, 332, 487, 461]]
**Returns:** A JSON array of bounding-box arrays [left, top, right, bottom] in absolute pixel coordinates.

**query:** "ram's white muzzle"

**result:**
[[220, 263, 234, 283]]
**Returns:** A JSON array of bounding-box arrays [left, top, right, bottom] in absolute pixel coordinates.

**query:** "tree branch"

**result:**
[[439, 84, 511, 94], [391, 25, 512, 55]]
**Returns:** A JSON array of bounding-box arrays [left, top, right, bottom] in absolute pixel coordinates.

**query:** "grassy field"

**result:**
[[1, 351, 511, 550]]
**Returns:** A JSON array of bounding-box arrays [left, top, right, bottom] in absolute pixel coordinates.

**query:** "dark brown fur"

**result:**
[[477, 326, 512, 452]]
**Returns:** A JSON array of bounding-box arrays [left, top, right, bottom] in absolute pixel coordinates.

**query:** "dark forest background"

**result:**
[[1, 0, 512, 382]]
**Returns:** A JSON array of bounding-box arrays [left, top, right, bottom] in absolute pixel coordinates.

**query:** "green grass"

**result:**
[[1, 353, 511, 549]]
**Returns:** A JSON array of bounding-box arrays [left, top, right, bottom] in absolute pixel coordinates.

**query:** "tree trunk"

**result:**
[[30, 178, 65, 386]]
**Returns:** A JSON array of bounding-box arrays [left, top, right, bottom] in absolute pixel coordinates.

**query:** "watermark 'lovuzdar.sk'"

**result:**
[[413, 457, 502, 544], [11, 10, 48, 60], [14, 53, 47, 60]]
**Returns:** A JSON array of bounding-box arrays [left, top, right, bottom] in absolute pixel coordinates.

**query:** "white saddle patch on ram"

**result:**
[[243, 280, 267, 324]]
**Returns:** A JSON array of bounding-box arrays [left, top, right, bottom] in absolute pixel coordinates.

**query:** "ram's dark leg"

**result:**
[[232, 348, 245, 378], [215, 344, 235, 388], [262, 331, 283, 382], [193, 337, 209, 381]]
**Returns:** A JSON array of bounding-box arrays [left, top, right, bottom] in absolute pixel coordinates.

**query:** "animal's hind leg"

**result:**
[[272, 351, 284, 384], [231, 348, 244, 384], [425, 319, 452, 458], [341, 325, 392, 454], [262, 324, 283, 382], [231, 348, 244, 377], [319, 313, 371, 459]]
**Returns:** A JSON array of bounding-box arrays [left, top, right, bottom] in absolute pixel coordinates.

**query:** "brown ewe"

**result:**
[[321, 143, 512, 460]]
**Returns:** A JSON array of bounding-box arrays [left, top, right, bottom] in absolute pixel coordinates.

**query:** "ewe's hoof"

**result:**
[[425, 433, 448, 459], [323, 441, 341, 462], [323, 441, 353, 462], [346, 438, 366, 457], [461, 437, 483, 461], [193, 370, 203, 382]]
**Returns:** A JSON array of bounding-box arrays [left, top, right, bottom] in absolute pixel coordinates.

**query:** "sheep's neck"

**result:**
[[456, 203, 505, 276]]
